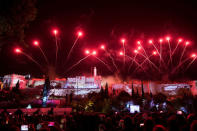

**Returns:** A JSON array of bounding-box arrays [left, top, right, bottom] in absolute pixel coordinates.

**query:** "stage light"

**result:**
[[15, 48, 21, 53], [92, 50, 97, 55], [152, 51, 157, 55], [33, 41, 39, 46], [85, 50, 90, 54], [119, 51, 123, 56]]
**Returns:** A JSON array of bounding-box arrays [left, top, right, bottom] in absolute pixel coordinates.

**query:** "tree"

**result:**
[[42, 76, 50, 107], [132, 81, 135, 97], [0, 0, 37, 50], [136, 88, 139, 97], [12, 80, 20, 93], [141, 81, 144, 97], [150, 91, 153, 98], [105, 83, 109, 98]]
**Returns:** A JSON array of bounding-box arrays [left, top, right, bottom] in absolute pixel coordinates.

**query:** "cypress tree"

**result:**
[[141, 81, 144, 97], [132, 81, 135, 97]]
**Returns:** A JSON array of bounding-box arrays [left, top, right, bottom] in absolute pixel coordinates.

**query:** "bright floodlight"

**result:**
[[166, 37, 170, 41], [121, 38, 126, 43], [119, 51, 123, 56], [137, 41, 141, 45], [53, 29, 58, 35], [85, 50, 90, 54], [137, 46, 141, 50], [15, 48, 21, 53], [185, 41, 190, 46], [100, 45, 105, 50], [152, 51, 157, 55], [148, 40, 153, 44], [191, 53, 196, 58], [92, 50, 97, 55], [178, 38, 183, 42], [159, 39, 163, 43], [78, 31, 83, 37], [33, 41, 39, 46], [134, 49, 138, 54]]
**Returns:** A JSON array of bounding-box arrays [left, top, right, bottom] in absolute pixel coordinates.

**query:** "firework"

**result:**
[[100, 45, 119, 72], [66, 31, 83, 61], [14, 48, 43, 70], [33, 40, 49, 64]]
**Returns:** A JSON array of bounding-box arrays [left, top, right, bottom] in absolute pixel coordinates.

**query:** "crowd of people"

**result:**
[[1, 108, 197, 131]]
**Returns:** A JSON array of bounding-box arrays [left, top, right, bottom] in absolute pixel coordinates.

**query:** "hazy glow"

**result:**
[[166, 37, 170, 41], [152, 51, 157, 55], [134, 49, 138, 54], [191, 53, 196, 58], [92, 50, 97, 55], [121, 38, 126, 43], [137, 46, 141, 50], [78, 31, 83, 37], [185, 41, 190, 46], [85, 50, 90, 54], [137, 41, 141, 45], [149, 40, 153, 44], [119, 51, 123, 56], [100, 45, 105, 50], [159, 39, 163, 43], [15, 48, 21, 53], [53, 29, 58, 35], [33, 41, 39, 46], [178, 38, 183, 42]]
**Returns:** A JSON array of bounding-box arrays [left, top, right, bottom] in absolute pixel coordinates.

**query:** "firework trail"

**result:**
[[93, 56, 113, 72], [66, 37, 79, 61], [22, 52, 43, 70], [172, 57, 191, 74], [124, 54, 147, 73], [128, 53, 137, 72], [139, 52, 160, 72], [133, 54, 153, 73], [104, 49, 119, 72], [179, 44, 188, 65], [167, 40, 173, 65], [64, 54, 91, 74], [184, 57, 197, 72], [38, 46, 49, 65]]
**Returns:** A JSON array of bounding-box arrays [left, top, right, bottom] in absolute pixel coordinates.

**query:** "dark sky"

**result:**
[[1, 0, 197, 80]]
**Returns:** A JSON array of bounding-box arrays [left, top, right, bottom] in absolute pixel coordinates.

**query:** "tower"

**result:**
[[93, 67, 97, 77]]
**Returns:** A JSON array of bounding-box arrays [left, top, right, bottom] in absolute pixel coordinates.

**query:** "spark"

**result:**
[[77, 31, 83, 37], [148, 40, 153, 44], [15, 48, 21, 53], [119, 51, 123, 56], [100, 45, 105, 50], [92, 50, 97, 55], [152, 51, 157, 55], [85, 50, 90, 54]]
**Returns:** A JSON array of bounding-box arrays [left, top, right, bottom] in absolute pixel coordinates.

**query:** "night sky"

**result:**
[[0, 0, 197, 80]]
